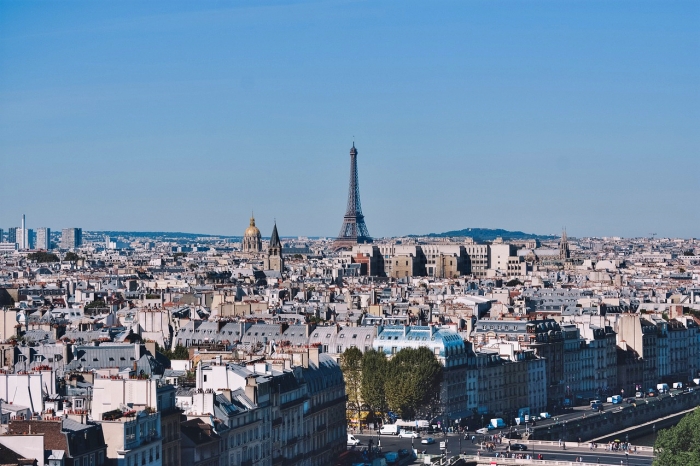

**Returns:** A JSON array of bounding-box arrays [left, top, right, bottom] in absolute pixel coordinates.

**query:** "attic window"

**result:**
[[313, 333, 318, 337], [93, 358, 98, 362], [352, 334, 357, 339], [339, 335, 345, 339], [365, 335, 370, 339], [109, 357, 114, 361], [130, 357, 135, 361], [326, 334, 331, 338]]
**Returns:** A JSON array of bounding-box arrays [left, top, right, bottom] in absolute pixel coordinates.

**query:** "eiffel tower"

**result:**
[[333, 143, 372, 250]]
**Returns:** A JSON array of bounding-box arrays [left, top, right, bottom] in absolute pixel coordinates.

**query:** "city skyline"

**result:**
[[1, 1, 698, 238]]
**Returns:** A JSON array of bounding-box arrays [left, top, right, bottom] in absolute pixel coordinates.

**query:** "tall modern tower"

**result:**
[[36, 228, 51, 250], [333, 143, 372, 250], [61, 228, 83, 249]]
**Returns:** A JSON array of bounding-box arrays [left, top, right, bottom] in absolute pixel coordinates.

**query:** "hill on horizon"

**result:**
[[415, 228, 559, 241]]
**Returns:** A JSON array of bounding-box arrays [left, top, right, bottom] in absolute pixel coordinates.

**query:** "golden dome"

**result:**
[[245, 216, 261, 237]]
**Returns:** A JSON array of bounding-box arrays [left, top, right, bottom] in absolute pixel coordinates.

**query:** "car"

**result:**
[[511, 443, 528, 451], [539, 412, 551, 419], [398, 430, 420, 439], [530, 415, 541, 421], [476, 428, 489, 435], [421, 437, 435, 445]]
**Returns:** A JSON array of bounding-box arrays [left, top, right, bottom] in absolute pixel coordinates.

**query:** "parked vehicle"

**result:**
[[539, 412, 551, 419], [347, 434, 361, 446], [608, 395, 622, 404], [673, 382, 683, 389], [489, 418, 506, 429], [380, 424, 400, 435], [657, 383, 669, 393], [590, 401, 603, 411]]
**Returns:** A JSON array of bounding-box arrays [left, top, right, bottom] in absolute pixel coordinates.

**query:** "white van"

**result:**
[[673, 382, 683, 389], [347, 434, 361, 446], [380, 424, 400, 435]]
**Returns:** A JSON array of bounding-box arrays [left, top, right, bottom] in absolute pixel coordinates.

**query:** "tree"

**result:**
[[361, 350, 388, 422], [85, 299, 106, 309], [384, 347, 443, 420], [27, 251, 59, 263], [340, 347, 363, 423], [654, 407, 700, 465], [64, 252, 81, 262], [157, 344, 189, 361]]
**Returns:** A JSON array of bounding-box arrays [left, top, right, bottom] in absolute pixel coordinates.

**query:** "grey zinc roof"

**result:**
[[240, 324, 285, 347], [281, 325, 312, 347], [65, 343, 144, 372], [308, 325, 339, 348]]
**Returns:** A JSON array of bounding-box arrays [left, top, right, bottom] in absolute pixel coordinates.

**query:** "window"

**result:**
[[365, 334, 370, 339], [203, 375, 207, 382], [339, 334, 345, 339]]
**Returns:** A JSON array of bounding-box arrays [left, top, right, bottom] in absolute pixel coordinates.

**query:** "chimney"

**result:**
[[309, 345, 320, 368], [144, 341, 156, 357]]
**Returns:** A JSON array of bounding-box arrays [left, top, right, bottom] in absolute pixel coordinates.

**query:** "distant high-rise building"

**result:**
[[36, 228, 51, 250], [7, 228, 17, 244], [16, 229, 35, 250], [0, 229, 4, 243], [16, 215, 29, 249], [61, 228, 83, 249]]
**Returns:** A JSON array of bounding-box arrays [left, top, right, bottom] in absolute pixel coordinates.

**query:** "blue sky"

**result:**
[[1, 1, 698, 238]]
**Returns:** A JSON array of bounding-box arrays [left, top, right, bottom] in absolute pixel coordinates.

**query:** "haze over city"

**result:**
[[1, 1, 698, 238]]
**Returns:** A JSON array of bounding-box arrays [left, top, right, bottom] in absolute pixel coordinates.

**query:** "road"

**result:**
[[349, 432, 654, 465]]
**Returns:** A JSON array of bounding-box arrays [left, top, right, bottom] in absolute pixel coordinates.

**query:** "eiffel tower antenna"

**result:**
[[333, 143, 372, 250]]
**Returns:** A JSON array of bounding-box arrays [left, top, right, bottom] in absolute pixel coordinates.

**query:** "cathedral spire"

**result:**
[[270, 222, 281, 248]]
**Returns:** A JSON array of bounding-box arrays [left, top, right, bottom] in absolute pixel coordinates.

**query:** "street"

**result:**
[[349, 432, 654, 465]]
